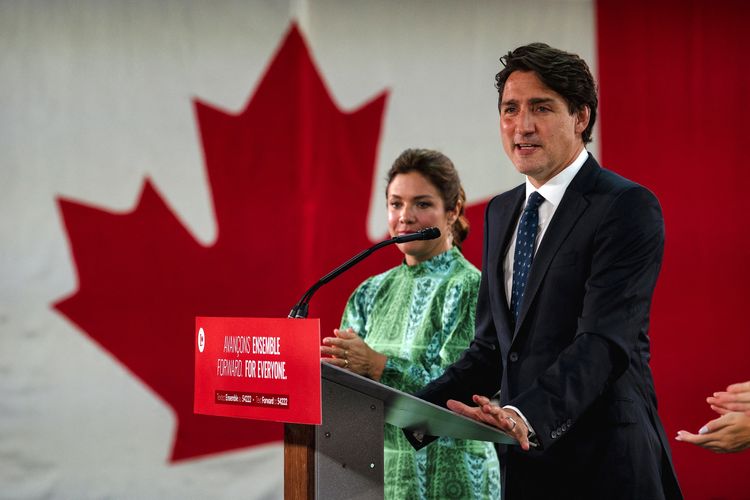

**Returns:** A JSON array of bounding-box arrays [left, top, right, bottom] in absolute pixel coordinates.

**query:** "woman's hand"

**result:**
[[706, 380, 750, 415], [676, 411, 750, 454], [320, 327, 387, 381]]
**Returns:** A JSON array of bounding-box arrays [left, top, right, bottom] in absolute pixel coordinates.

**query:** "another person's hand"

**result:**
[[676, 411, 750, 453], [706, 380, 750, 415], [320, 327, 387, 381], [447, 395, 531, 451]]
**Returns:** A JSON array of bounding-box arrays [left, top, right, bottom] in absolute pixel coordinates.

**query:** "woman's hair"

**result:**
[[385, 148, 470, 247]]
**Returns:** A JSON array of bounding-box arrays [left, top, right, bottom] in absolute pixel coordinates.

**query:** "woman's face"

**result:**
[[386, 171, 457, 266]]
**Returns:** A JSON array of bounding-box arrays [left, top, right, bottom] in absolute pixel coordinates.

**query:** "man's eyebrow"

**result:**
[[501, 97, 556, 106], [529, 97, 556, 105]]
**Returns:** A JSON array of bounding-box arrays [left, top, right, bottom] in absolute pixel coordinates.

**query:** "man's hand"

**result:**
[[447, 394, 531, 451]]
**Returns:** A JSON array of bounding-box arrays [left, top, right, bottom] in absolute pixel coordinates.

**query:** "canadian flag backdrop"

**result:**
[[1, 1, 748, 499]]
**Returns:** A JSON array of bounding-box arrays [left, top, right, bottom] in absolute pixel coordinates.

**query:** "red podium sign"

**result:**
[[194, 317, 321, 425]]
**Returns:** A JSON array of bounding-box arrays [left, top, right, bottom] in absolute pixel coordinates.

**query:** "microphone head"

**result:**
[[393, 227, 441, 243], [419, 227, 441, 240]]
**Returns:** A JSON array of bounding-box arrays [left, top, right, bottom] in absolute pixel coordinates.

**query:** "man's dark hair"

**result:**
[[495, 42, 598, 144]]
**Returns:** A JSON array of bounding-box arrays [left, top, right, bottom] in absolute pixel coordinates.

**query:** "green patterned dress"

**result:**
[[340, 247, 501, 499]]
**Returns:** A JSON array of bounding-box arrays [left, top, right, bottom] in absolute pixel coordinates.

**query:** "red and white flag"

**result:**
[[2, 1, 747, 498]]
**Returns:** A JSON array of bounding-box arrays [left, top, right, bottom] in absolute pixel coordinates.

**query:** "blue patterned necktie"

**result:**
[[510, 191, 545, 322]]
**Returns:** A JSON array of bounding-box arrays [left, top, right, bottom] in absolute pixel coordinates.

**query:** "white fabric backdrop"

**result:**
[[0, 1, 594, 498]]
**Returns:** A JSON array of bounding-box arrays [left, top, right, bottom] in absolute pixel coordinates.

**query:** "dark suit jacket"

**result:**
[[414, 156, 682, 499]]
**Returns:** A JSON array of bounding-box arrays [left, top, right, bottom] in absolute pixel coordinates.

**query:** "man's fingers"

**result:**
[[494, 412, 529, 450], [448, 398, 531, 450], [448, 400, 502, 427], [480, 403, 501, 415], [516, 428, 531, 451], [447, 399, 477, 418], [472, 394, 491, 406]]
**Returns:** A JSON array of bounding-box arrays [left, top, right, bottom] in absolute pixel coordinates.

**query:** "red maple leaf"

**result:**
[[54, 24, 489, 462]]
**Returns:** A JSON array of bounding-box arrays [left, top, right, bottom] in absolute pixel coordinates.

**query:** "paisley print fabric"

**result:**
[[341, 247, 501, 499]]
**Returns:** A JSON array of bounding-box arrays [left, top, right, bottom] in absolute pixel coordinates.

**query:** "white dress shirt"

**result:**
[[501, 148, 588, 437], [503, 149, 589, 306]]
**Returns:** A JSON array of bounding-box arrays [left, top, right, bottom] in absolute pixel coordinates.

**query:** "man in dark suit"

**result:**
[[411, 43, 683, 499]]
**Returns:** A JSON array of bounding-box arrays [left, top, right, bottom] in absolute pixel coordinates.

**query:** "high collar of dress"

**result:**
[[402, 246, 460, 276]]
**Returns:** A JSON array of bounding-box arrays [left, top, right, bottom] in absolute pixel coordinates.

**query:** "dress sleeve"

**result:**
[[339, 277, 375, 337], [380, 271, 481, 394]]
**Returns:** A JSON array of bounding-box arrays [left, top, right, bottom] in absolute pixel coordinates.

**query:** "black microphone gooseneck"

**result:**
[[288, 227, 441, 318]]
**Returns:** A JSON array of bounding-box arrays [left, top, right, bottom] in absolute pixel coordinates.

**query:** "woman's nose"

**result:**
[[399, 206, 414, 223]]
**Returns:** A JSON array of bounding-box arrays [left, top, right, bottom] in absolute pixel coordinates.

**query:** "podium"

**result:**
[[284, 363, 516, 499]]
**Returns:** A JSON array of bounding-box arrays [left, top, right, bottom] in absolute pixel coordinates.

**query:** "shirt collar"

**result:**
[[525, 149, 588, 207]]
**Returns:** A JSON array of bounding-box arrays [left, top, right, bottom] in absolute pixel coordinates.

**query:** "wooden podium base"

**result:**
[[284, 423, 315, 500]]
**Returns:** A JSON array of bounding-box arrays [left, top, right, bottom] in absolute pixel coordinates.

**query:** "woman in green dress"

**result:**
[[321, 148, 501, 499]]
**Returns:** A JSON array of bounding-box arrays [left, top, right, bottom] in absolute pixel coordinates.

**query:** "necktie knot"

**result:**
[[525, 191, 545, 212]]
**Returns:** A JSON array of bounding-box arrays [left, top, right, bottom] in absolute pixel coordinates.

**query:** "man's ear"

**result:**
[[575, 105, 591, 135]]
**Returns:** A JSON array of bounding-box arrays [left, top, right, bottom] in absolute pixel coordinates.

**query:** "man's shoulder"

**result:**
[[579, 157, 659, 203], [579, 161, 663, 227], [595, 164, 641, 191]]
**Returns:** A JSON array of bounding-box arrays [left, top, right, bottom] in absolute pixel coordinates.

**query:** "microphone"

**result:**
[[288, 227, 441, 319], [392, 226, 441, 243]]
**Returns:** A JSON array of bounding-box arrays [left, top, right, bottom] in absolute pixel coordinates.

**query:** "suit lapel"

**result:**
[[514, 157, 600, 334], [491, 186, 525, 342]]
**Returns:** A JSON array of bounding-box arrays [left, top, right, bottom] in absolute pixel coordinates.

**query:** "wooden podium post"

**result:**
[[284, 423, 315, 499]]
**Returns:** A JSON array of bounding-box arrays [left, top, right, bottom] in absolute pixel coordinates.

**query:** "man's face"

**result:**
[[499, 70, 589, 188]]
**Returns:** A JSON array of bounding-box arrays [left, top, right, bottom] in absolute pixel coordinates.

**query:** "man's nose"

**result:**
[[516, 108, 535, 135]]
